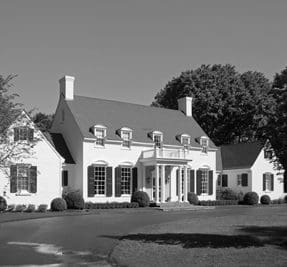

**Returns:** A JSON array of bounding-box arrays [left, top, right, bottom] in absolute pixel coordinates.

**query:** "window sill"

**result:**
[[121, 146, 131, 150], [16, 191, 32, 196]]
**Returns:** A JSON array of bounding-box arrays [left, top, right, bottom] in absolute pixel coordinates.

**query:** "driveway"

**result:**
[[0, 206, 285, 266]]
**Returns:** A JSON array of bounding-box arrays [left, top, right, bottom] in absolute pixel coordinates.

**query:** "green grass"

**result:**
[[110, 205, 287, 266]]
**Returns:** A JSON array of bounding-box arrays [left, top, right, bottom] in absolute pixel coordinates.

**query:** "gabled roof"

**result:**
[[220, 141, 264, 170], [44, 133, 75, 164], [66, 95, 216, 148]]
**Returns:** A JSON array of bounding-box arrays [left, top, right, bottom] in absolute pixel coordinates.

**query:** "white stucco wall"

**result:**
[[0, 115, 63, 207], [251, 149, 285, 200]]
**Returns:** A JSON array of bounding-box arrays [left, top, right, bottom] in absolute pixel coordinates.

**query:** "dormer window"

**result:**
[[181, 134, 190, 148], [120, 127, 132, 148], [93, 125, 107, 146], [151, 131, 163, 148], [200, 136, 209, 153], [14, 127, 34, 142]]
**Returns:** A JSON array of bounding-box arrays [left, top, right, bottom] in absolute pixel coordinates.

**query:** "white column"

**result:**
[[178, 166, 182, 202], [183, 166, 188, 202], [155, 164, 159, 203], [161, 165, 165, 203], [142, 165, 146, 192]]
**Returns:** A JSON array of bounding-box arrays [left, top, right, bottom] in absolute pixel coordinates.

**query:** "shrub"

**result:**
[[51, 198, 67, 211], [188, 192, 199, 205], [0, 196, 7, 212], [199, 200, 239, 206], [37, 204, 48, 212], [7, 204, 15, 212], [131, 191, 150, 207], [260, 195, 271, 205], [84, 202, 139, 209], [64, 191, 84, 210], [25, 204, 36, 212], [272, 198, 285, 204], [243, 192, 259, 205], [219, 188, 240, 200], [85, 202, 94, 209], [15, 204, 26, 212]]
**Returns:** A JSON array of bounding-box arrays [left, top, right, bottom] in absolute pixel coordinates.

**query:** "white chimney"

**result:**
[[59, 75, 75, 101], [177, 96, 193, 117]]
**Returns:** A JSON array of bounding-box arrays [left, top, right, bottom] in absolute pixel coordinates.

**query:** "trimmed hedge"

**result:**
[[188, 192, 199, 205], [271, 199, 285, 204], [131, 191, 150, 207], [260, 195, 271, 205], [37, 204, 48, 212], [51, 198, 67, 211], [15, 204, 26, 212], [64, 191, 85, 210], [243, 192, 259, 205], [0, 196, 7, 212], [199, 200, 239, 206], [25, 204, 36, 212], [85, 202, 139, 209]]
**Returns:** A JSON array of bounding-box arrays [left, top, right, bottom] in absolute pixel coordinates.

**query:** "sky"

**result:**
[[0, 0, 287, 114]]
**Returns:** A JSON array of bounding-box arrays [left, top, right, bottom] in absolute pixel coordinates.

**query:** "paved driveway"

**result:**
[[0, 206, 283, 266]]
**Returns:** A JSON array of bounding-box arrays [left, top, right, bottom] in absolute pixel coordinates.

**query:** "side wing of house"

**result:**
[[251, 148, 285, 200], [0, 111, 63, 207]]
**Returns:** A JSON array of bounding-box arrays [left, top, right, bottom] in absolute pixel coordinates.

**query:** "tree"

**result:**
[[152, 64, 274, 146], [32, 112, 54, 132], [0, 75, 36, 170]]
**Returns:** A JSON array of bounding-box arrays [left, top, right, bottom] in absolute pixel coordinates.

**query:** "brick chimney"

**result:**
[[177, 97, 192, 117], [59, 75, 75, 101]]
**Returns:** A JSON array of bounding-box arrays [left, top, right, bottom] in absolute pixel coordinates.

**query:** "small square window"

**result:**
[[121, 130, 132, 148], [95, 128, 106, 146], [154, 134, 162, 148]]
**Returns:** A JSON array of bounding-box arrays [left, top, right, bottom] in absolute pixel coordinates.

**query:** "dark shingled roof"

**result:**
[[66, 95, 216, 148], [220, 141, 263, 169], [44, 132, 75, 164]]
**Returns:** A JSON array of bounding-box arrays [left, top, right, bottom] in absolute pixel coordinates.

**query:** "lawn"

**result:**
[[109, 205, 287, 267]]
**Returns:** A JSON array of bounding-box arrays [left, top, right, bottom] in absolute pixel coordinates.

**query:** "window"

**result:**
[[95, 128, 106, 146], [217, 174, 221, 186], [62, 170, 68, 186], [181, 134, 190, 148], [121, 167, 131, 194], [222, 174, 228, 187], [264, 149, 273, 159], [200, 137, 209, 153], [14, 127, 34, 142], [264, 173, 273, 191], [201, 169, 209, 194], [121, 130, 132, 148], [17, 165, 29, 191], [237, 173, 248, 186], [153, 134, 162, 148], [94, 166, 106, 195]]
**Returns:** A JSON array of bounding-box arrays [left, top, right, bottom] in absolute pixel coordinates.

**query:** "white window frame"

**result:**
[[120, 127, 133, 149], [181, 134, 191, 148], [237, 174, 242, 186], [121, 166, 132, 195], [16, 164, 31, 193], [200, 168, 209, 195], [200, 136, 209, 154], [94, 125, 107, 147], [152, 131, 163, 148], [265, 173, 272, 191], [93, 165, 106, 195]]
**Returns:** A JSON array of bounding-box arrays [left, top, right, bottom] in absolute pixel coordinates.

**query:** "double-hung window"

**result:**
[[121, 167, 131, 194], [264, 173, 273, 191], [94, 166, 106, 195], [121, 129, 132, 148], [153, 134, 162, 148], [264, 149, 273, 160], [14, 127, 34, 142], [94, 126, 106, 146], [181, 134, 191, 149], [201, 169, 209, 194], [200, 137, 209, 154], [17, 165, 29, 191]]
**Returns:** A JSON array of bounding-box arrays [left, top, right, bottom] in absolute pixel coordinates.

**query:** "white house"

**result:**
[[50, 76, 218, 203], [0, 111, 74, 207], [216, 141, 286, 200]]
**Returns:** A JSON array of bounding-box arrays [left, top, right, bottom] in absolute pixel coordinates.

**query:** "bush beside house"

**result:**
[[51, 198, 67, 211], [131, 191, 150, 207], [63, 191, 85, 210], [260, 195, 271, 205], [243, 192, 259, 205], [188, 192, 199, 205], [0, 196, 7, 212]]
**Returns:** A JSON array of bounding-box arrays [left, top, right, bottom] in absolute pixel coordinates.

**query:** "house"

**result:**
[[216, 141, 286, 200], [50, 76, 218, 203], [0, 111, 74, 207]]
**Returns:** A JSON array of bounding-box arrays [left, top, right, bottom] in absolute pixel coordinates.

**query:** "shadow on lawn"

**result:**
[[103, 226, 287, 249]]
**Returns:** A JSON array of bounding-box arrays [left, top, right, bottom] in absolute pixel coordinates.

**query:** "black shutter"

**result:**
[[242, 173, 248, 187], [115, 167, 122, 197], [106, 167, 113, 197], [10, 165, 17, 193], [190, 170, 195, 193], [222, 174, 228, 187], [28, 128, 34, 141], [208, 170, 213, 195], [263, 173, 266, 191], [29, 166, 37, 193], [271, 174, 274, 191], [14, 128, 19, 141], [132, 167, 138, 193], [176, 169, 179, 196], [196, 170, 202, 196], [62, 170, 68, 186], [88, 165, 95, 197]]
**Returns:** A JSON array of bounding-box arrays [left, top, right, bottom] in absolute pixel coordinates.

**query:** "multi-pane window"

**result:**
[[122, 131, 132, 148], [14, 127, 34, 141], [95, 128, 105, 146], [17, 165, 29, 191], [265, 173, 272, 191], [182, 136, 190, 148], [121, 167, 131, 194], [201, 169, 209, 194], [264, 149, 273, 159], [94, 166, 106, 195], [237, 174, 242, 186], [201, 137, 209, 153], [153, 134, 162, 148]]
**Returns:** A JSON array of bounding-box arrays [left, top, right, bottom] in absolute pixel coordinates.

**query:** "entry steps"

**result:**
[[158, 201, 215, 211]]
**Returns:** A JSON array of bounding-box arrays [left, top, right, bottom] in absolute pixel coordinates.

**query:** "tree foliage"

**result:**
[[152, 64, 274, 146], [32, 112, 54, 132]]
